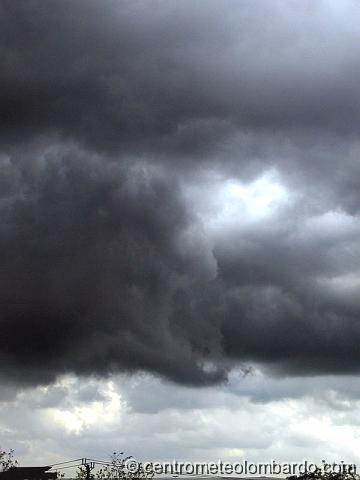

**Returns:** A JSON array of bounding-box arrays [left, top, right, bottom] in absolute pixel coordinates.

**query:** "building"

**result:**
[[0, 467, 57, 480]]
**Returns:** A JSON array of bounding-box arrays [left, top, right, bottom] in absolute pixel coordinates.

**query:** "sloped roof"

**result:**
[[0, 467, 56, 480]]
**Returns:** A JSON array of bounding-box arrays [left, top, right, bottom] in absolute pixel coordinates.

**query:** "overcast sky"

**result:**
[[1, 0, 360, 468]]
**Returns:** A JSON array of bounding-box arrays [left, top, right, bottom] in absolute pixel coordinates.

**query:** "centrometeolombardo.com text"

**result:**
[[124, 458, 357, 476]]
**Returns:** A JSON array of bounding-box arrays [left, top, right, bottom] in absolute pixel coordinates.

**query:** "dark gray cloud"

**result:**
[[2, 0, 360, 156], [0, 143, 225, 386], [1, 0, 360, 388]]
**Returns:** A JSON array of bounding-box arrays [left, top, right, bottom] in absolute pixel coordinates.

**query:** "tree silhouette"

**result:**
[[288, 468, 359, 480], [0, 449, 18, 472], [76, 453, 154, 480]]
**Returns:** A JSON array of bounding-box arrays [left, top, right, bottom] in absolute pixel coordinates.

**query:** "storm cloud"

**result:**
[[1, 0, 360, 388]]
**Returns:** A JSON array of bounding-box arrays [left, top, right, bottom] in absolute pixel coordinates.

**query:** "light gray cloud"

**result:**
[[2, 372, 360, 466]]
